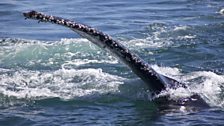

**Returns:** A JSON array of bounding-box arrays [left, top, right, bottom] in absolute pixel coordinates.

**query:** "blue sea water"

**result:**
[[1, 0, 224, 125]]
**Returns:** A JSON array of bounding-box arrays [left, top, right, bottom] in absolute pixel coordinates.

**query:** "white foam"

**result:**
[[58, 38, 89, 45], [125, 37, 172, 49], [62, 59, 118, 68], [0, 68, 125, 100], [183, 71, 224, 107], [1, 38, 224, 107], [160, 87, 192, 100], [151, 65, 224, 107], [173, 26, 189, 31], [0, 38, 125, 100], [0, 38, 119, 69], [177, 35, 196, 40], [0, 87, 58, 99], [152, 65, 182, 77], [151, 65, 192, 99]]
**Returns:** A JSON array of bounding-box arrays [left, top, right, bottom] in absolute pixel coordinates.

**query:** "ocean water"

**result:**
[[1, 0, 224, 125]]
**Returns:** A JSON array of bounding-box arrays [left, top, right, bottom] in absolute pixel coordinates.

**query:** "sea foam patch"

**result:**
[[151, 65, 224, 108], [0, 68, 125, 100]]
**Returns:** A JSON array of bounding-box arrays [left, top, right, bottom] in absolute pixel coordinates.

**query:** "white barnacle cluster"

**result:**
[[103, 34, 109, 40], [60, 19, 65, 24], [65, 21, 73, 27], [105, 35, 112, 42], [42, 17, 47, 21], [107, 35, 112, 40], [101, 33, 111, 42], [93, 32, 99, 37], [134, 57, 142, 64], [37, 14, 44, 23], [114, 43, 118, 47], [75, 24, 80, 29], [95, 30, 100, 35], [39, 14, 44, 20], [65, 22, 70, 27], [49, 15, 54, 21], [150, 70, 156, 76], [88, 28, 96, 34], [56, 19, 62, 24], [141, 63, 153, 73], [140, 63, 147, 70], [74, 24, 81, 29], [40, 14, 48, 22], [146, 67, 153, 73], [88, 27, 100, 37], [79, 24, 85, 29], [85, 27, 92, 34], [114, 44, 123, 54], [146, 67, 153, 74]]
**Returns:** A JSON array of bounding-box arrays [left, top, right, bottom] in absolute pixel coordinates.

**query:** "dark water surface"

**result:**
[[1, 0, 224, 125]]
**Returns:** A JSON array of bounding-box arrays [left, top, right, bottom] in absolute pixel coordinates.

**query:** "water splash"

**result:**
[[0, 68, 125, 100], [154, 65, 224, 108], [184, 71, 224, 107], [0, 38, 224, 108]]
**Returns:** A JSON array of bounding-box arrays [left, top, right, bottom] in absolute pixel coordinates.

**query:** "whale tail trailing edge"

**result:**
[[22, 11, 187, 94]]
